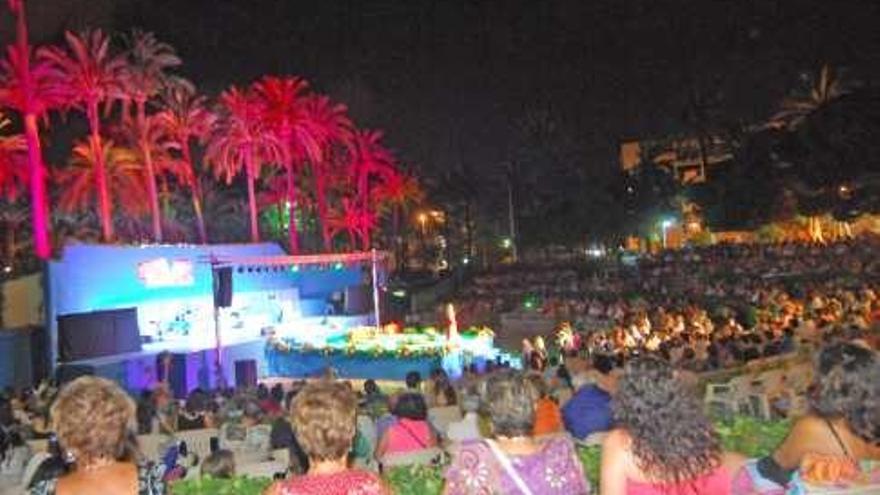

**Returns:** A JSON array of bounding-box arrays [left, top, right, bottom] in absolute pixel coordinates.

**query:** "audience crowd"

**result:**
[[0, 239, 878, 494]]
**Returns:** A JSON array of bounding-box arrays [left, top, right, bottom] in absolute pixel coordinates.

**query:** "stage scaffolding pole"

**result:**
[[371, 248, 382, 330]]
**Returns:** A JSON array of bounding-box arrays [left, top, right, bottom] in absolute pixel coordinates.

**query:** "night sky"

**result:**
[[4, 0, 880, 199]]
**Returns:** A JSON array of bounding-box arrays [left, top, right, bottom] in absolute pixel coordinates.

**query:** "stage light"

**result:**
[[290, 265, 300, 272], [333, 262, 344, 270]]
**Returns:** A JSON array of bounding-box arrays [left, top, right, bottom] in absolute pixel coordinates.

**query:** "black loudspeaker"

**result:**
[[55, 363, 94, 386], [213, 267, 233, 308], [235, 360, 257, 388], [156, 353, 188, 399], [344, 285, 371, 314], [57, 308, 142, 361]]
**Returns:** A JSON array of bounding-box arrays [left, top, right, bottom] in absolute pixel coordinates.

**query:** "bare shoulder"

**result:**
[[789, 414, 826, 434], [601, 428, 632, 451], [720, 451, 748, 474], [263, 481, 285, 495]]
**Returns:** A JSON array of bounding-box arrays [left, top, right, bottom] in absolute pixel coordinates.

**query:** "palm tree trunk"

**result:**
[[182, 144, 207, 243], [23, 114, 51, 259], [245, 150, 260, 242], [285, 162, 300, 254], [315, 166, 331, 251], [87, 102, 113, 241], [13, 2, 51, 259], [393, 206, 402, 270], [137, 100, 163, 243]]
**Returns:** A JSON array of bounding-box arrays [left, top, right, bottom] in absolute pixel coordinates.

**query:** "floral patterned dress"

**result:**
[[274, 469, 386, 495], [28, 463, 165, 495], [444, 436, 590, 495]]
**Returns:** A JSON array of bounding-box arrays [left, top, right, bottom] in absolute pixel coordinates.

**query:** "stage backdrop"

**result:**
[[47, 243, 364, 364]]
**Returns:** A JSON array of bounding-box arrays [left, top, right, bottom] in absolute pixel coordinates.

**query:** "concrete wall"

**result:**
[[2, 273, 42, 328]]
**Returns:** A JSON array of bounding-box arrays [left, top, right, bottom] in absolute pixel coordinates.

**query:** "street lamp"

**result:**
[[661, 219, 674, 249], [417, 212, 428, 234]]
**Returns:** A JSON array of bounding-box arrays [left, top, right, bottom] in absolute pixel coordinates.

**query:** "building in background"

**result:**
[[620, 134, 733, 184]]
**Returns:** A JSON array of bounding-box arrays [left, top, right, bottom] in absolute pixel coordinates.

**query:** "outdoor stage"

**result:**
[[264, 323, 504, 381], [48, 243, 513, 394]]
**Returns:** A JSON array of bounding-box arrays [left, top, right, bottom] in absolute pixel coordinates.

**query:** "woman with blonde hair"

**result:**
[[267, 381, 388, 495], [30, 376, 164, 495]]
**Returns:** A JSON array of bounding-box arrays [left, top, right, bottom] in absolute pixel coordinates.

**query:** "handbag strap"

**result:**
[[397, 420, 428, 449], [486, 439, 534, 495]]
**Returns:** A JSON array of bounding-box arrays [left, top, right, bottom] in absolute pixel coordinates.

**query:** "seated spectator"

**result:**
[[152, 385, 178, 434], [266, 381, 387, 495], [177, 388, 214, 431], [361, 379, 387, 412], [134, 390, 156, 435], [444, 370, 589, 494], [29, 376, 164, 495], [562, 354, 616, 440], [738, 342, 880, 492], [375, 393, 437, 458], [200, 449, 235, 479], [529, 374, 563, 436], [600, 357, 745, 495], [257, 384, 283, 417], [431, 378, 458, 408], [220, 401, 271, 462], [445, 395, 481, 443], [404, 371, 423, 395], [0, 425, 31, 490]]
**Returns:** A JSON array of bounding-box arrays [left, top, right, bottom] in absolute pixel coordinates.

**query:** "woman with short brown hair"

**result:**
[[29, 376, 164, 495], [267, 381, 388, 495]]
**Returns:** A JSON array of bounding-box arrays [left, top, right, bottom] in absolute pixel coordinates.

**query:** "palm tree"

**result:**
[[40, 29, 127, 241], [373, 170, 424, 266], [252, 75, 313, 253], [350, 129, 396, 211], [0, 112, 27, 200], [206, 85, 283, 242], [0, 0, 65, 259], [303, 95, 352, 251], [120, 30, 182, 242], [328, 197, 375, 251], [156, 82, 215, 243], [56, 139, 148, 222], [769, 64, 846, 131], [347, 129, 396, 247]]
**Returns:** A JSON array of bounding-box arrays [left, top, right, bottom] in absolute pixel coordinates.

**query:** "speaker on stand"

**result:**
[[211, 266, 233, 389]]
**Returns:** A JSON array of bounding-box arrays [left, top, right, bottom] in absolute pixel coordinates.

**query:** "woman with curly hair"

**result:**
[[600, 356, 745, 494], [736, 342, 880, 492], [29, 376, 164, 495]]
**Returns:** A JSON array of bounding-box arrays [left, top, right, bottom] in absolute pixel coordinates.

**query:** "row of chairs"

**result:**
[[704, 362, 812, 420]]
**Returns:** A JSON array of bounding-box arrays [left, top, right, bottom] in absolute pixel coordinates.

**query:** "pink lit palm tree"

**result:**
[[56, 139, 148, 222], [373, 170, 424, 259], [350, 129, 396, 211], [156, 82, 216, 243], [347, 129, 396, 247], [120, 30, 182, 242], [303, 95, 352, 251], [0, 0, 66, 259], [328, 197, 375, 251], [206, 86, 284, 242], [0, 112, 27, 201], [251, 75, 314, 253], [39, 29, 127, 242]]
